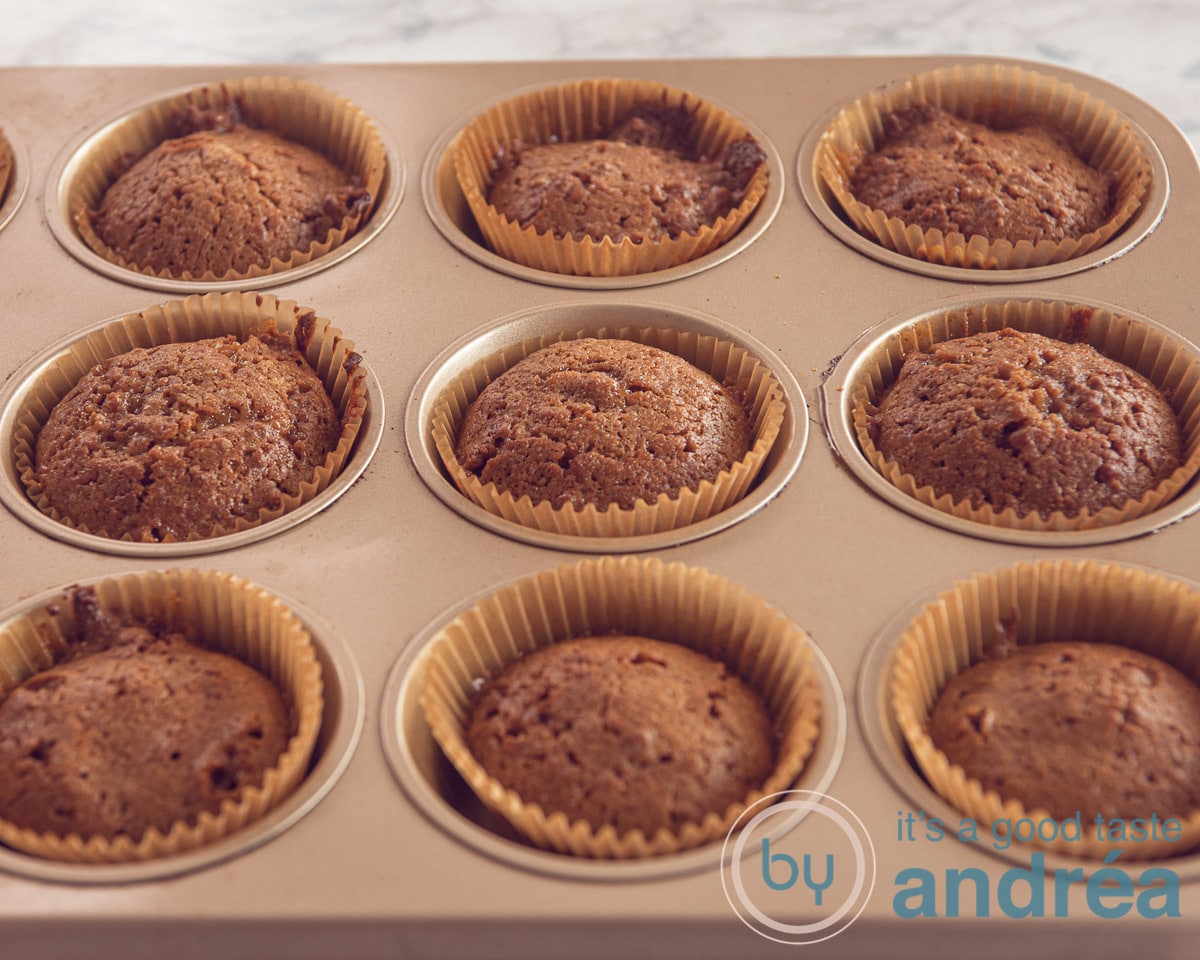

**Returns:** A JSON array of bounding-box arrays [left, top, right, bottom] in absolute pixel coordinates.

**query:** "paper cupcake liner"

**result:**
[[849, 299, 1200, 531], [430, 326, 786, 537], [815, 63, 1151, 269], [890, 559, 1200, 860], [454, 78, 770, 277], [418, 555, 822, 858], [0, 568, 323, 863], [14, 291, 369, 543], [0, 127, 12, 206], [70, 75, 387, 283]]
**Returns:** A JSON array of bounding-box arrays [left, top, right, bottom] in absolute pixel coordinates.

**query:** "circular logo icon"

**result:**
[[721, 790, 876, 945]]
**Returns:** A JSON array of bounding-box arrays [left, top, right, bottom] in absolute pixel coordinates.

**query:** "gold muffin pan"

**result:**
[[1, 57, 1199, 958]]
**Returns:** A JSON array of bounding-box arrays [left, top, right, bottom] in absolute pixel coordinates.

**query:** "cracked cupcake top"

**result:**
[[871, 328, 1181, 518], [88, 121, 369, 278], [486, 100, 765, 243], [849, 102, 1116, 246], [34, 330, 340, 541]]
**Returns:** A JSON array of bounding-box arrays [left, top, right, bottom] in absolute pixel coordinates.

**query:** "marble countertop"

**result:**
[[1, 0, 1197, 151]]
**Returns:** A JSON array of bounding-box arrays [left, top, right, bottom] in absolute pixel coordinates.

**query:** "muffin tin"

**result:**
[[2, 57, 1200, 958]]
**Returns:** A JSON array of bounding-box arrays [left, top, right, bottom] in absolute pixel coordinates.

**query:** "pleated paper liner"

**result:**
[[430, 326, 786, 537], [418, 555, 822, 859], [889, 559, 1200, 860], [0, 568, 323, 863], [849, 299, 1200, 532], [814, 62, 1151, 269], [70, 75, 387, 283], [453, 77, 770, 276], [0, 126, 12, 207], [13, 291, 368, 544]]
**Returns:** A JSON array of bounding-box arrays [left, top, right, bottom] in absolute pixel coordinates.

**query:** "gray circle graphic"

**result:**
[[721, 790, 876, 945]]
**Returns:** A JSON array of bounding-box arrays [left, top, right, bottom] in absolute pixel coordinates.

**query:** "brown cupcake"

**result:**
[[0, 126, 12, 206], [848, 102, 1115, 247], [454, 337, 753, 511], [0, 569, 323, 863], [14, 292, 368, 545], [433, 327, 784, 538], [33, 330, 341, 543], [849, 299, 1200, 532], [815, 63, 1150, 269], [487, 100, 765, 244], [872, 327, 1182, 519], [928, 639, 1200, 826], [88, 125, 370, 279], [0, 586, 291, 842], [454, 78, 769, 276], [420, 555, 822, 858], [464, 635, 777, 839], [70, 76, 386, 284], [890, 559, 1200, 859]]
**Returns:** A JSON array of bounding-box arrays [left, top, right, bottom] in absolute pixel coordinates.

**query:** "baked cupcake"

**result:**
[[871, 327, 1182, 519], [849, 299, 1200, 533], [815, 63, 1150, 269], [889, 559, 1200, 860], [34, 331, 340, 543], [88, 124, 370, 279], [15, 292, 368, 545], [420, 555, 822, 858], [434, 331, 785, 538], [454, 79, 770, 276], [464, 635, 776, 839], [455, 338, 752, 511], [0, 587, 290, 842], [0, 570, 322, 863], [487, 100, 765, 245], [848, 102, 1115, 247], [928, 639, 1200, 825], [70, 76, 386, 284]]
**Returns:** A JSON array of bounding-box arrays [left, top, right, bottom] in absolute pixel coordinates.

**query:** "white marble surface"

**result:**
[[1, 0, 1197, 150]]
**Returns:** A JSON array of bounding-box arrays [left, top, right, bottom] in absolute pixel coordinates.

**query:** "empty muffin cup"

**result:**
[[843, 297, 1200, 535], [0, 568, 323, 864], [888, 558, 1200, 861], [453, 77, 770, 277], [62, 75, 388, 286], [418, 554, 823, 859], [10, 291, 369, 548], [813, 62, 1152, 270], [430, 324, 785, 538]]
